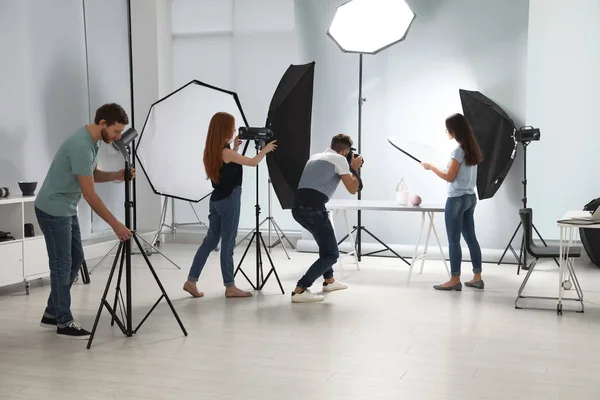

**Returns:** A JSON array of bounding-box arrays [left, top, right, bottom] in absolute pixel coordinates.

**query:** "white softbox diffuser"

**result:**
[[136, 81, 248, 202]]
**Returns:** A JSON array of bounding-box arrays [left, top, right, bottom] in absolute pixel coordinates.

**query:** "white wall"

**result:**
[[130, 0, 172, 233], [295, 0, 530, 257], [0, 0, 91, 235], [170, 0, 302, 234], [84, 0, 132, 235], [526, 0, 600, 240], [0, 0, 162, 242]]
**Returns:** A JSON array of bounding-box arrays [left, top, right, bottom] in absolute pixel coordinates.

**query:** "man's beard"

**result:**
[[100, 129, 111, 144]]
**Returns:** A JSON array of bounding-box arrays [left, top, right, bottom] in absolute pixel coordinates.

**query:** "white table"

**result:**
[[555, 211, 600, 314], [326, 200, 449, 282]]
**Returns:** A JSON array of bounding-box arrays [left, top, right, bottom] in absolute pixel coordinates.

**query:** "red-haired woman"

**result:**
[[183, 112, 276, 298], [421, 113, 484, 291]]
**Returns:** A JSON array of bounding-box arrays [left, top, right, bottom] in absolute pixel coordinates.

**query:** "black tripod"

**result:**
[[86, 159, 187, 349], [498, 140, 558, 272], [336, 54, 409, 265], [233, 141, 284, 293]]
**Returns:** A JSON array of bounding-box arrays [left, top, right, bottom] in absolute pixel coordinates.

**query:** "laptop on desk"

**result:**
[[562, 207, 600, 224]]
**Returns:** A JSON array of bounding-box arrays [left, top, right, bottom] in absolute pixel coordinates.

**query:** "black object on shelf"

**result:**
[[0, 231, 15, 242]]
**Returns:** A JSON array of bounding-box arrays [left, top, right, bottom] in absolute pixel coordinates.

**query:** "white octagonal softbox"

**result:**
[[327, 0, 416, 54], [136, 81, 249, 202]]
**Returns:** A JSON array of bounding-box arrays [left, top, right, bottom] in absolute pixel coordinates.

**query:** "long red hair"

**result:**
[[204, 112, 235, 182]]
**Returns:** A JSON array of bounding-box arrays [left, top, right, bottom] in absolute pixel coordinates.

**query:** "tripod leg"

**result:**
[[270, 219, 290, 259], [110, 249, 126, 326], [258, 234, 264, 285], [272, 218, 295, 250], [362, 227, 410, 265], [80, 260, 91, 284], [87, 242, 125, 349], [89, 242, 120, 275], [234, 219, 267, 248], [136, 234, 182, 270], [233, 233, 258, 290], [131, 233, 187, 336], [258, 232, 285, 294], [499, 222, 521, 265]]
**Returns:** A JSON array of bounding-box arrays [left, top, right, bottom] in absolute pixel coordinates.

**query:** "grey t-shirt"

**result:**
[[447, 145, 477, 198], [296, 148, 351, 205]]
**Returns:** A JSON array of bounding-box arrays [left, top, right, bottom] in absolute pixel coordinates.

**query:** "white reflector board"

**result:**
[[136, 81, 246, 202]]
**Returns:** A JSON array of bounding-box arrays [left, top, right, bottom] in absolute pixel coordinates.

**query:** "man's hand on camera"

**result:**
[[351, 155, 363, 171], [112, 221, 132, 242]]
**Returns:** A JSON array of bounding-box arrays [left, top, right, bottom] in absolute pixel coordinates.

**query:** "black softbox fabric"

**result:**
[[265, 62, 315, 209], [459, 89, 516, 200], [580, 197, 600, 267]]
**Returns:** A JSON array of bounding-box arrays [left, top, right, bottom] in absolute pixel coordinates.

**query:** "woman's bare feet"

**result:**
[[225, 285, 253, 298], [183, 281, 204, 298]]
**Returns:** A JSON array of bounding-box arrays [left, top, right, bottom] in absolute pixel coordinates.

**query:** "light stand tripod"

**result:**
[[87, 150, 187, 349], [498, 140, 558, 272], [235, 177, 294, 258], [148, 197, 218, 253], [233, 141, 284, 293], [336, 54, 409, 265]]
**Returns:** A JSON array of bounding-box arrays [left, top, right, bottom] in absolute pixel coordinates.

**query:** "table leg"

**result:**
[[419, 212, 434, 275], [558, 226, 565, 315], [429, 212, 450, 277], [408, 212, 426, 284]]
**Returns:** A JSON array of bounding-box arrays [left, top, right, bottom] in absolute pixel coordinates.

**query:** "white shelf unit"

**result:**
[[0, 195, 49, 294]]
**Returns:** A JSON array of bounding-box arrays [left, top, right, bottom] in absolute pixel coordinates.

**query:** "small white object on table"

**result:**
[[326, 199, 449, 282], [555, 211, 600, 314]]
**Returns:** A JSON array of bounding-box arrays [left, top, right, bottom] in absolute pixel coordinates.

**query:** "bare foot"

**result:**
[[183, 281, 204, 298], [225, 285, 253, 298]]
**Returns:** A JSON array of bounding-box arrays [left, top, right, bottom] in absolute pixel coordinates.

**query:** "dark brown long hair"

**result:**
[[204, 112, 235, 182], [445, 113, 483, 166]]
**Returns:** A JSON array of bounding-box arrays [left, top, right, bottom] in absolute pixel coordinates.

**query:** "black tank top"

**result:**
[[210, 145, 242, 201]]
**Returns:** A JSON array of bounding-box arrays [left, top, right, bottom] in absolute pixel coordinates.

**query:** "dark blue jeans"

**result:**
[[292, 206, 338, 289], [445, 194, 482, 277], [35, 207, 84, 328], [188, 186, 241, 286]]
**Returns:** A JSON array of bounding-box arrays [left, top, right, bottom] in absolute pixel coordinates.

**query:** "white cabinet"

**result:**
[[24, 238, 49, 278], [0, 242, 23, 287], [0, 196, 50, 294]]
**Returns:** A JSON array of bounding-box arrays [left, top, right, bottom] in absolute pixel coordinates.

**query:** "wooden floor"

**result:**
[[2, 242, 600, 400]]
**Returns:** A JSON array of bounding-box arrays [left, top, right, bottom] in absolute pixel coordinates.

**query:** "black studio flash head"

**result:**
[[515, 126, 541, 143]]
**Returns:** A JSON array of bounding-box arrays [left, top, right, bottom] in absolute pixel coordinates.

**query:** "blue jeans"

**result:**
[[188, 186, 241, 286], [292, 206, 338, 289], [35, 207, 84, 328], [445, 194, 482, 277]]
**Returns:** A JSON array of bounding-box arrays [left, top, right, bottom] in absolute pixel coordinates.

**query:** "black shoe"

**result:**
[[57, 322, 91, 340], [40, 316, 57, 330]]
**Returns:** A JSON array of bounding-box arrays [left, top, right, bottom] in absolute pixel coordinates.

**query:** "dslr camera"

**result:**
[[346, 146, 364, 168]]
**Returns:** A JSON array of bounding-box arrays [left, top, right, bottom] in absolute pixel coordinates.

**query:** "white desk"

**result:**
[[555, 211, 600, 314], [326, 200, 449, 282]]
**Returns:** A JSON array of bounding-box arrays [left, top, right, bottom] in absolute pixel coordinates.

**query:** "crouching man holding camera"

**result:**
[[291, 134, 363, 303]]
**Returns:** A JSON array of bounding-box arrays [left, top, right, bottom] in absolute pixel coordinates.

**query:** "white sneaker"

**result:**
[[323, 279, 348, 293], [291, 289, 324, 303]]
